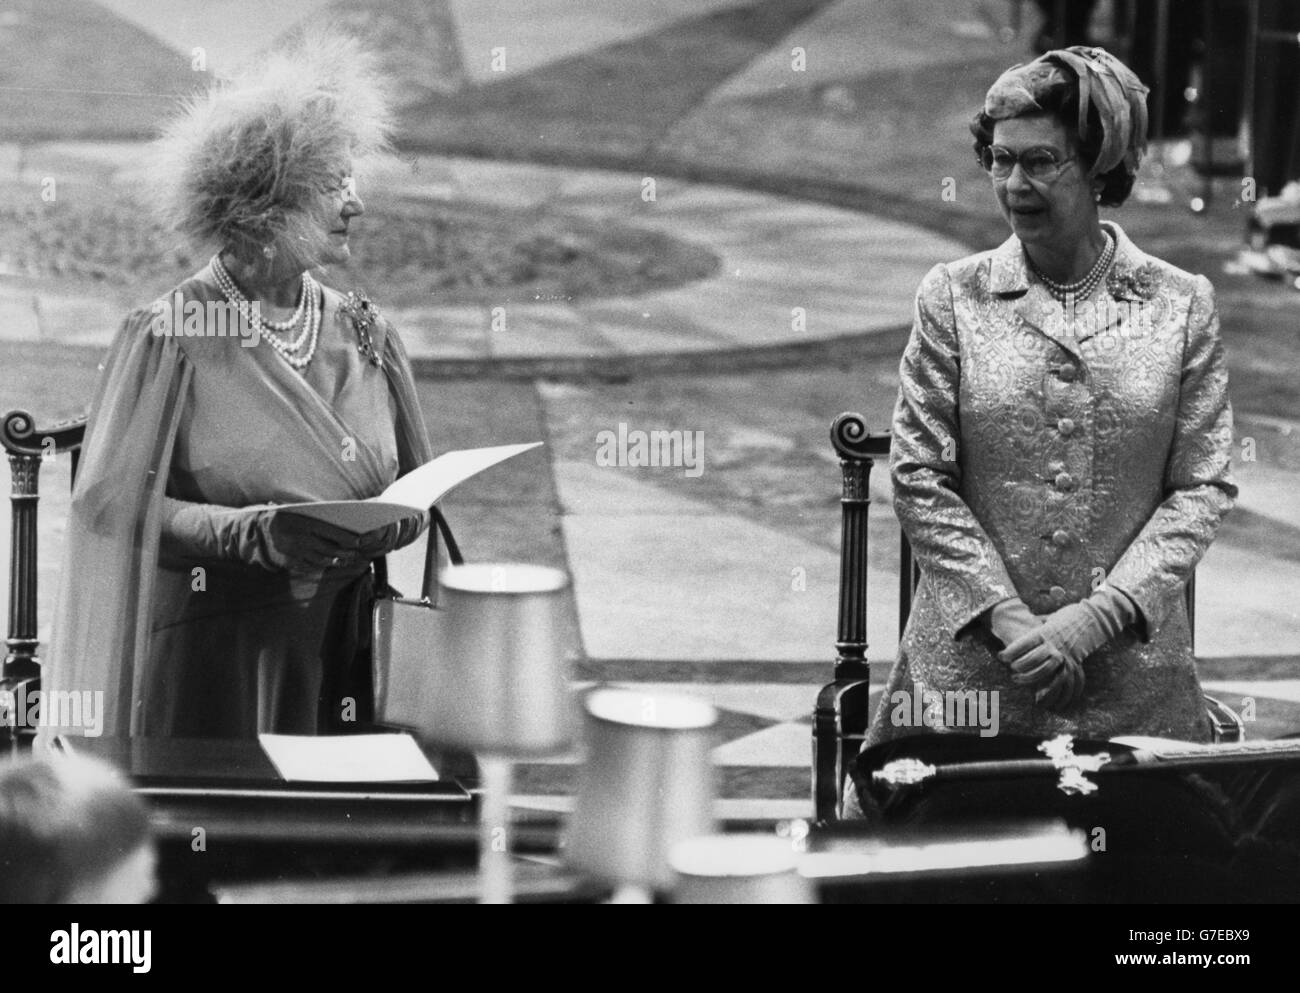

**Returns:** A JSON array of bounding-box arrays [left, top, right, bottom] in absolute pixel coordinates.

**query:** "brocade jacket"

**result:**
[[865, 221, 1237, 746]]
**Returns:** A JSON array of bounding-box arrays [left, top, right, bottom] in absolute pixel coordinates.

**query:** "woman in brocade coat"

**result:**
[[44, 31, 429, 739], [859, 47, 1237, 757]]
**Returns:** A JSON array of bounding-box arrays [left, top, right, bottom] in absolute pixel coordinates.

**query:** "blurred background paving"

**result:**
[[1, 0, 1298, 818]]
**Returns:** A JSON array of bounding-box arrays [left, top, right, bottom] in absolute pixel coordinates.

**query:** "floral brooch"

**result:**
[[339, 291, 383, 368], [1106, 262, 1161, 300]]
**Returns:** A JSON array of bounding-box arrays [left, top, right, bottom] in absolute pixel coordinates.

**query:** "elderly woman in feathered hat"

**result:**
[[855, 48, 1237, 766], [44, 31, 430, 738]]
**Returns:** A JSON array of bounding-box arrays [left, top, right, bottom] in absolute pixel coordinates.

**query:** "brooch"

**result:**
[[339, 291, 383, 368], [1106, 262, 1161, 300]]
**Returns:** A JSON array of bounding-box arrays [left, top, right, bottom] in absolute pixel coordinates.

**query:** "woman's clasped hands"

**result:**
[[986, 588, 1138, 712], [260, 509, 426, 574]]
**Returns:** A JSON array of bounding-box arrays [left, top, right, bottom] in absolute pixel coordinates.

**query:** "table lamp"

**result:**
[[424, 562, 573, 903], [669, 834, 813, 904], [565, 687, 718, 902]]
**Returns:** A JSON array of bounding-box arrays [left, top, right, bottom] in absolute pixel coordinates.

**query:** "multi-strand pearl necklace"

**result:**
[[1028, 232, 1116, 304], [211, 253, 321, 371]]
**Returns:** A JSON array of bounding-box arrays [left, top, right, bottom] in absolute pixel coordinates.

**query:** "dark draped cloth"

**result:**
[[43, 262, 432, 739]]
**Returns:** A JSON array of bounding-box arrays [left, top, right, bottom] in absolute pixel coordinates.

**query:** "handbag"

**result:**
[[370, 506, 463, 732]]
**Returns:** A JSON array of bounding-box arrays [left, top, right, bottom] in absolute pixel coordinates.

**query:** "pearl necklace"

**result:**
[[1028, 232, 1115, 303], [211, 253, 321, 370]]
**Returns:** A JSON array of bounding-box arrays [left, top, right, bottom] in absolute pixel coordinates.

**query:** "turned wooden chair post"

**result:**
[[812, 413, 890, 822], [1, 410, 85, 750]]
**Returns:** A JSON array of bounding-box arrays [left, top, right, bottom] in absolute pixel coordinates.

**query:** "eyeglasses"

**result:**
[[979, 145, 1076, 182]]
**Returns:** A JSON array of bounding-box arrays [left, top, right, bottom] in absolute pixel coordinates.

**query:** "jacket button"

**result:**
[[1051, 529, 1071, 547], [1057, 365, 1078, 382], [1049, 585, 1068, 600], [1054, 472, 1074, 490], [1057, 417, 1076, 436]]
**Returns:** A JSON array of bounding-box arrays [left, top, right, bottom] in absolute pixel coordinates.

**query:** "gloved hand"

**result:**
[[983, 596, 1081, 711], [1015, 650, 1086, 711], [263, 511, 372, 573], [349, 510, 429, 561], [163, 498, 371, 574], [389, 509, 429, 553], [984, 596, 1043, 650], [163, 500, 432, 574], [998, 586, 1138, 711]]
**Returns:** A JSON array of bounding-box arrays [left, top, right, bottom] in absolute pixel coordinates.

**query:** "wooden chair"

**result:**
[[812, 411, 1244, 824], [1, 409, 87, 748]]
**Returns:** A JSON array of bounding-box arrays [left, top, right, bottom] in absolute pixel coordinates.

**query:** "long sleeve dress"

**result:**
[[864, 220, 1237, 747], [44, 261, 433, 738]]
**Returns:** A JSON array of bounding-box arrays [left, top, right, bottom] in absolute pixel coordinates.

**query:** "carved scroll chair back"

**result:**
[[811, 412, 1241, 824], [1, 410, 87, 748]]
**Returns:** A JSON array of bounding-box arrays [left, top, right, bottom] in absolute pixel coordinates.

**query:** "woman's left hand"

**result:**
[[999, 587, 1138, 710], [352, 511, 429, 560], [1000, 588, 1136, 669], [1001, 604, 1098, 712], [1006, 648, 1086, 711]]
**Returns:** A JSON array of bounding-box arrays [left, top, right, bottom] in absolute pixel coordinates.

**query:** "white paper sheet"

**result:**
[[379, 442, 542, 509], [258, 733, 440, 782], [271, 442, 542, 535]]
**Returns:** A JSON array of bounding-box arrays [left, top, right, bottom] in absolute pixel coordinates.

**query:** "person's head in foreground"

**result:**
[[971, 46, 1148, 270], [155, 24, 391, 286], [0, 754, 156, 904]]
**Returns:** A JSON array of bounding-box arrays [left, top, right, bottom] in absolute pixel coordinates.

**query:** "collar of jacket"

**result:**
[[989, 220, 1158, 355]]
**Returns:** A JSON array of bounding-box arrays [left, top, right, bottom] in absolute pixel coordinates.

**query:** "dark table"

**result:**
[[58, 735, 507, 901]]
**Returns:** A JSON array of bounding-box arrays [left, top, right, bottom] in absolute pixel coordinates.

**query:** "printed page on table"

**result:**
[[258, 733, 440, 782], [270, 442, 543, 535]]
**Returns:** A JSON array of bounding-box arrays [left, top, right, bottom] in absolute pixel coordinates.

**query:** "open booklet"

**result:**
[[272, 442, 542, 534]]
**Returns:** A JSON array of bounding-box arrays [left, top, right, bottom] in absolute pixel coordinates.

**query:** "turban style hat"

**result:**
[[982, 46, 1150, 180]]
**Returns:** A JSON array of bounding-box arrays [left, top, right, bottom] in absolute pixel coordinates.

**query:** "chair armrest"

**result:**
[[813, 678, 874, 824], [1204, 693, 1244, 744]]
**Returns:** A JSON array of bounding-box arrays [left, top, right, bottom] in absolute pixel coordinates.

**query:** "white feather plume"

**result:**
[[152, 24, 393, 272]]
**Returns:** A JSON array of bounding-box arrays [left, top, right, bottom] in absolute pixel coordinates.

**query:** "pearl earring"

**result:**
[[263, 243, 276, 260]]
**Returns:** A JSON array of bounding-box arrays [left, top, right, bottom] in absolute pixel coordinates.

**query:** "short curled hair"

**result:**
[[0, 755, 152, 903], [154, 25, 392, 273], [970, 63, 1138, 207]]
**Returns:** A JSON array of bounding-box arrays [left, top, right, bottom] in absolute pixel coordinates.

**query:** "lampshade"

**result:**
[[417, 563, 573, 755], [670, 834, 813, 904], [565, 688, 718, 891]]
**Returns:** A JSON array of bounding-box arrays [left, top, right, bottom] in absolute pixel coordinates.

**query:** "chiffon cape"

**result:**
[[43, 263, 432, 738]]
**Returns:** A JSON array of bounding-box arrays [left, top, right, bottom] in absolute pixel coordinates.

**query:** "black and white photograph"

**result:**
[[0, 0, 1296, 958]]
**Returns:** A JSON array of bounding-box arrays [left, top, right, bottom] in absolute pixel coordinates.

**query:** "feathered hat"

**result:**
[[153, 25, 393, 273], [982, 46, 1149, 179]]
